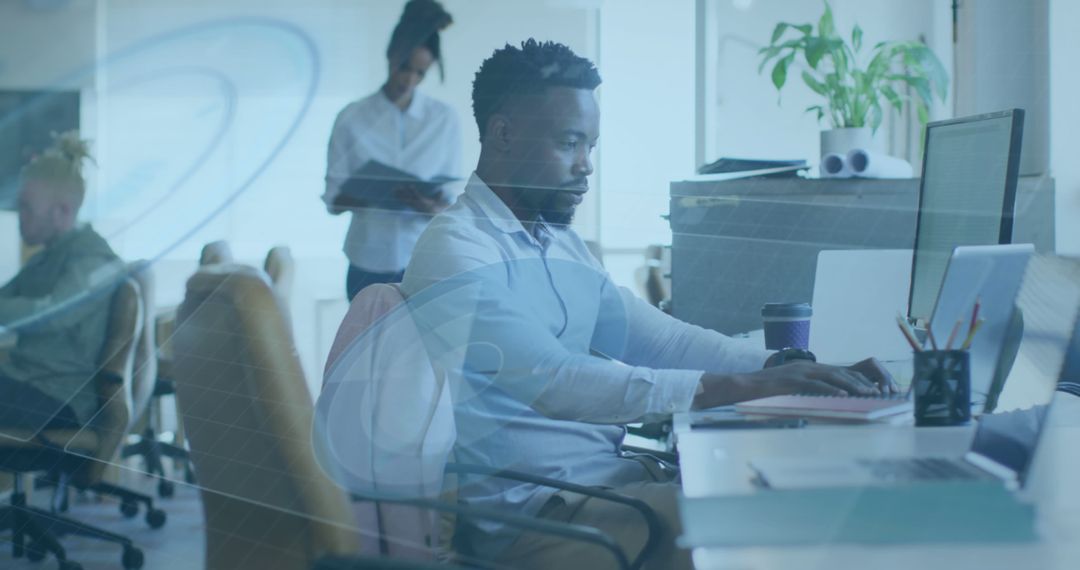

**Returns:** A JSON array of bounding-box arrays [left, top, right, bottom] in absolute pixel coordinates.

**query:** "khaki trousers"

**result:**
[[495, 459, 691, 570]]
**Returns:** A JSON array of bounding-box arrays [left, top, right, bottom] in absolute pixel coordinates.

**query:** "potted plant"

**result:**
[[759, 1, 948, 160]]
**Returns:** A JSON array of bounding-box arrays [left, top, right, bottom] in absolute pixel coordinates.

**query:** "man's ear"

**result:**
[[485, 113, 513, 153]]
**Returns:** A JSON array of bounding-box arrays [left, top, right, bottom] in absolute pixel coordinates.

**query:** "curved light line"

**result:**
[[100, 66, 239, 238]]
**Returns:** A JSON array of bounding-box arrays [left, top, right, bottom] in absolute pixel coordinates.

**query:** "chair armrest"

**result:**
[[348, 491, 631, 570], [620, 445, 678, 465], [445, 462, 660, 570], [625, 420, 672, 441], [97, 371, 125, 385]]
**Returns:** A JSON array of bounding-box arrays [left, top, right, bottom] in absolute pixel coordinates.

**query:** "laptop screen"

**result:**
[[967, 255, 1080, 483], [927, 244, 1033, 409]]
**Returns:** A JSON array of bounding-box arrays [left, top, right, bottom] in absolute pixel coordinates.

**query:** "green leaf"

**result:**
[[802, 71, 828, 95], [915, 45, 950, 100], [794, 24, 813, 35], [770, 23, 789, 44], [903, 76, 933, 107], [853, 69, 867, 94], [819, 1, 836, 38], [869, 101, 883, 132], [771, 53, 793, 90], [757, 49, 778, 73], [916, 101, 930, 124], [805, 37, 828, 68], [865, 48, 890, 79], [881, 85, 903, 112], [852, 25, 863, 52], [805, 104, 826, 123]]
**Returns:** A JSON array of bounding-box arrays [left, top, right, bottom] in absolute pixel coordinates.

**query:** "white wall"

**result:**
[[0, 0, 96, 90], [83, 0, 596, 388], [594, 0, 696, 251], [1050, 0, 1080, 255]]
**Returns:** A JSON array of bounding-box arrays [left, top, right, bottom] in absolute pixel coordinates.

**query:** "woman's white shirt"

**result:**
[[323, 90, 463, 272]]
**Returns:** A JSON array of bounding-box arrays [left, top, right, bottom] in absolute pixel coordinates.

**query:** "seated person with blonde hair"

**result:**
[[0, 132, 122, 432]]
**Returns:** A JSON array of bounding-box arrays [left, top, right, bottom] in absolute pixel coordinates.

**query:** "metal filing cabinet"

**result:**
[[668, 176, 1055, 335]]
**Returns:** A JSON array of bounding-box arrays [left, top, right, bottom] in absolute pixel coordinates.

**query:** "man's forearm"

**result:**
[[691, 372, 756, 409]]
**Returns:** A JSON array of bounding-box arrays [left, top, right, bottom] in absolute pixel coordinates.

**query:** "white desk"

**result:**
[[675, 397, 1080, 569]]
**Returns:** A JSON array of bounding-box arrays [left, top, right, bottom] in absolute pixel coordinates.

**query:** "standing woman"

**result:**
[[323, 0, 462, 300]]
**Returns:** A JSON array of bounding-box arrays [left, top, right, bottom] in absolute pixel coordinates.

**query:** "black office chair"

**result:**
[[121, 260, 198, 498], [0, 278, 148, 570]]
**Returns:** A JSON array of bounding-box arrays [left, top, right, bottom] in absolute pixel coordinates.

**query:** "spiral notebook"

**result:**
[[734, 394, 913, 421]]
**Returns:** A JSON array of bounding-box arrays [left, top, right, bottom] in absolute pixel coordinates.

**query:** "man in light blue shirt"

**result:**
[[401, 39, 894, 569]]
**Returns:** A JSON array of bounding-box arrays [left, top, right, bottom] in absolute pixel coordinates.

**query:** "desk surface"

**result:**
[[675, 397, 1080, 569]]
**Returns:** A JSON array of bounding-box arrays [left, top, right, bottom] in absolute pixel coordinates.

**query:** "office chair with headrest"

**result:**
[[264, 245, 296, 305], [172, 264, 361, 570], [199, 240, 233, 266], [318, 282, 662, 568], [173, 266, 652, 570], [0, 277, 148, 570]]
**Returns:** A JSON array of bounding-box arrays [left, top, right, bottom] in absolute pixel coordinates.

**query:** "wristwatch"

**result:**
[[765, 348, 817, 368]]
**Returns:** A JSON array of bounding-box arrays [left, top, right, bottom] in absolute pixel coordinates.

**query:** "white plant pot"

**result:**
[[820, 127, 873, 160]]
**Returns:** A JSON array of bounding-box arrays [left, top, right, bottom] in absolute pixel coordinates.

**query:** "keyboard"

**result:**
[[856, 457, 983, 482]]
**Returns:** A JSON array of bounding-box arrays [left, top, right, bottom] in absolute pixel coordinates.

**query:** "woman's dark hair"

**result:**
[[386, 0, 453, 81]]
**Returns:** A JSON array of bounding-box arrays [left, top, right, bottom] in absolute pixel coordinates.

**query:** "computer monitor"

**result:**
[[907, 109, 1025, 325]]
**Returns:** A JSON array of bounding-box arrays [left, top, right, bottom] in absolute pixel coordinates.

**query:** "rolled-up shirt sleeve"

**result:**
[[407, 266, 704, 425], [608, 285, 773, 374]]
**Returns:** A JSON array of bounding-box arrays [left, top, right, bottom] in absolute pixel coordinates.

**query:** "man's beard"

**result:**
[[537, 190, 578, 226]]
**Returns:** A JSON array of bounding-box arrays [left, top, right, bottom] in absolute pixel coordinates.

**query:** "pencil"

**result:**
[[925, 321, 940, 351], [945, 318, 964, 350], [968, 297, 981, 338], [896, 314, 922, 352], [961, 318, 986, 350]]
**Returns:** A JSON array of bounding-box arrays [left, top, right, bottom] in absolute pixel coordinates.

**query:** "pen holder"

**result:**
[[913, 350, 971, 427]]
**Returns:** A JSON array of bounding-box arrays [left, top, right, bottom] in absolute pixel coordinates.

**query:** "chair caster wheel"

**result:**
[[146, 508, 167, 529], [122, 546, 144, 570], [119, 499, 139, 518], [158, 480, 174, 498]]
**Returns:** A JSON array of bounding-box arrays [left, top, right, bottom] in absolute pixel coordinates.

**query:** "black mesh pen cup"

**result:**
[[913, 350, 971, 427], [762, 302, 812, 350]]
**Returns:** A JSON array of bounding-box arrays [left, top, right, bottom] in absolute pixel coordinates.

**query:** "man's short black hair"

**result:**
[[471, 39, 602, 141]]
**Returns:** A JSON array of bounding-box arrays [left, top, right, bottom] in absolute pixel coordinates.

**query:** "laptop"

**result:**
[[750, 255, 1079, 491], [926, 244, 1034, 409], [791, 245, 1032, 412], [810, 249, 913, 365]]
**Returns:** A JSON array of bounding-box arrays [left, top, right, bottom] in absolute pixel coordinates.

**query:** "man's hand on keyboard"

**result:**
[[694, 361, 883, 409], [846, 357, 899, 395]]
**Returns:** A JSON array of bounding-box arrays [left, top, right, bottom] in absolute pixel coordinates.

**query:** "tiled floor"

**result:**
[[1, 471, 204, 570]]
